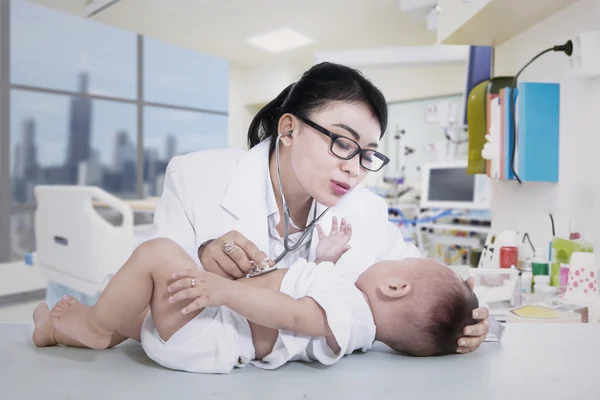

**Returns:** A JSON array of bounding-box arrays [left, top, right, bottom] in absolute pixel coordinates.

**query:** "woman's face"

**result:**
[[283, 101, 383, 207]]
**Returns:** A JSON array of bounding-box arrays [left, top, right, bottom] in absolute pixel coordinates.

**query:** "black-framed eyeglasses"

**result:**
[[296, 115, 390, 172]]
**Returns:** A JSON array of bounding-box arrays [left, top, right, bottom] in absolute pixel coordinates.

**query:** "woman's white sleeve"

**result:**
[[150, 158, 201, 266]]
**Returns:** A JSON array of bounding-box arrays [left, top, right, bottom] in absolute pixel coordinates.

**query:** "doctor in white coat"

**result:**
[[151, 62, 490, 354]]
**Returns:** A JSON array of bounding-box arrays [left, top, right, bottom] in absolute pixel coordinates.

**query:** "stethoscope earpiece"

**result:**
[[277, 129, 293, 139]]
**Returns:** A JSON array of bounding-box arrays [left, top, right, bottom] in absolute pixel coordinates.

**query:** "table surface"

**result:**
[[1, 323, 598, 400]]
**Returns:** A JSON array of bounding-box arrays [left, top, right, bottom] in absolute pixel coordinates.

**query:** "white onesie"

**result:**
[[140, 259, 376, 374]]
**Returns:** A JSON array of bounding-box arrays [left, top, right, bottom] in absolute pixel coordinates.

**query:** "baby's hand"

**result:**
[[315, 216, 352, 264], [168, 269, 233, 314]]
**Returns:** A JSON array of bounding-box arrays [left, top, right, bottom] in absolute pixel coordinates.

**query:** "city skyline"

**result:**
[[11, 80, 227, 169], [11, 71, 186, 200]]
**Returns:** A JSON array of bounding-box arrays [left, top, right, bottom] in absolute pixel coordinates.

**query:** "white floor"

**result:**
[[0, 261, 47, 323], [0, 300, 39, 323]]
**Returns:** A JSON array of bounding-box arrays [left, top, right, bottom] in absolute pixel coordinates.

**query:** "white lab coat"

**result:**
[[151, 138, 420, 279]]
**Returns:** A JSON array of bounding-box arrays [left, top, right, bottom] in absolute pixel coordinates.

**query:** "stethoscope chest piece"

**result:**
[[245, 264, 279, 278]]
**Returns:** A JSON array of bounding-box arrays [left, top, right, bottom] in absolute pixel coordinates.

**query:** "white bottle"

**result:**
[[533, 275, 557, 301]]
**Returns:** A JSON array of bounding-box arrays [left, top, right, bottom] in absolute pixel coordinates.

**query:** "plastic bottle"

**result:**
[[559, 263, 570, 293], [532, 249, 549, 275], [521, 271, 532, 294], [531, 250, 548, 292], [532, 275, 556, 301], [550, 247, 561, 287]]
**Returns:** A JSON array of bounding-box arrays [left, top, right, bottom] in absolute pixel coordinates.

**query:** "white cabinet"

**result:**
[[437, 0, 578, 46]]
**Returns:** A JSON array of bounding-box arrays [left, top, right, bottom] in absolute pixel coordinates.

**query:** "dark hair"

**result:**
[[247, 62, 388, 154], [419, 281, 479, 356]]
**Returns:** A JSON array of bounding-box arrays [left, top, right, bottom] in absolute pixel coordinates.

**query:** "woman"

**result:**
[[151, 62, 490, 353]]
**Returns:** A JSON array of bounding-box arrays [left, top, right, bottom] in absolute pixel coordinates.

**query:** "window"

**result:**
[[11, 0, 137, 99], [143, 107, 228, 196], [10, 90, 137, 260], [144, 37, 229, 111], [1, 0, 230, 263]]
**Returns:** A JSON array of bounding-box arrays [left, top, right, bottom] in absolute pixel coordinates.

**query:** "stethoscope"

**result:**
[[246, 130, 329, 277]]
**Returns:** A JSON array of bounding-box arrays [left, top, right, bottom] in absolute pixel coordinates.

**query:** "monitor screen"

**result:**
[[428, 167, 475, 202]]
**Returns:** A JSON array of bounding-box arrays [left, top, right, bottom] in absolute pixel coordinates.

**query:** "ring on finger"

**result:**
[[221, 241, 235, 256], [190, 278, 196, 288]]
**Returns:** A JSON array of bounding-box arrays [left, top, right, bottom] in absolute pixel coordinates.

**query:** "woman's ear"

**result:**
[[379, 279, 412, 300], [278, 114, 296, 147]]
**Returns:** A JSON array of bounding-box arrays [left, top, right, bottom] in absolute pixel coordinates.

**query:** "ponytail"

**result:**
[[247, 83, 294, 151]]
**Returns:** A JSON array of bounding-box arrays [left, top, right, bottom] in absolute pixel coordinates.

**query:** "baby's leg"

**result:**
[[49, 238, 203, 349]]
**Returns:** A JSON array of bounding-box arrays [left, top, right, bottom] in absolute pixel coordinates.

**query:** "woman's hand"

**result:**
[[457, 277, 490, 354], [168, 269, 233, 314], [198, 230, 273, 280]]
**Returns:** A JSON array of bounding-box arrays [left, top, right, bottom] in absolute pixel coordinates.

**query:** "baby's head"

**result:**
[[356, 258, 478, 357]]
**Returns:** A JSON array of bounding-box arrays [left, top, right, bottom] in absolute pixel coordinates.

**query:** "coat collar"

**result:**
[[220, 137, 331, 262], [220, 139, 271, 220], [218, 139, 271, 254], [221, 137, 329, 221]]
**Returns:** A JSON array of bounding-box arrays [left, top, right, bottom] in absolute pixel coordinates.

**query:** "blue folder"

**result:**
[[516, 82, 560, 182]]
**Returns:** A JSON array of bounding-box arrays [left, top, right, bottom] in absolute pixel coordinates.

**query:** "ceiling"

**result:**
[[28, 0, 437, 69]]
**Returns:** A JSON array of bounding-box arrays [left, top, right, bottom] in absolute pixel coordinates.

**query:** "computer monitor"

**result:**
[[420, 160, 491, 210], [461, 45, 493, 125]]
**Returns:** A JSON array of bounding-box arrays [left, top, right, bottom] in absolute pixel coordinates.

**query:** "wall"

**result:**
[[380, 94, 464, 189], [228, 63, 309, 150], [491, 0, 600, 255], [228, 68, 257, 150], [359, 63, 466, 103], [228, 62, 466, 151]]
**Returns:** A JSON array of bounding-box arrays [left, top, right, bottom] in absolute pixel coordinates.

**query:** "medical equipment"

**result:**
[[34, 185, 151, 297], [420, 160, 491, 210], [246, 132, 329, 277]]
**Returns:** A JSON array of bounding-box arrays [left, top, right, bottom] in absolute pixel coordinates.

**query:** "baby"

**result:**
[[33, 219, 478, 373]]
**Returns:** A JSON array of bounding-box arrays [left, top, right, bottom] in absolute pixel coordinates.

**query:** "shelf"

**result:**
[[437, 0, 578, 46], [387, 203, 419, 210], [428, 234, 482, 248], [419, 223, 491, 234]]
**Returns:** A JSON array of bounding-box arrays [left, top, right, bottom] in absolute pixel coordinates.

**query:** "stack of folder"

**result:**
[[481, 82, 560, 182]]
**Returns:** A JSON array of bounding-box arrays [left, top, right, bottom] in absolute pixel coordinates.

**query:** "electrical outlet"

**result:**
[[568, 31, 600, 78]]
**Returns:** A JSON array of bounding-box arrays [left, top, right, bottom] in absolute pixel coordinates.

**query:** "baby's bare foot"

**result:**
[[50, 296, 111, 350], [32, 303, 57, 347]]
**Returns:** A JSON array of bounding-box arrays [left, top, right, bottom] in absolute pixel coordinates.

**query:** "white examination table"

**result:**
[[1, 323, 598, 400]]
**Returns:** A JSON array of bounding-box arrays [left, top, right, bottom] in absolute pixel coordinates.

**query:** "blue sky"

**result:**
[[9, 0, 229, 169]]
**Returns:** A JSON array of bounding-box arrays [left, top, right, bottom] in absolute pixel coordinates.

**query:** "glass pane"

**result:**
[[143, 106, 227, 197], [10, 89, 137, 259], [11, 209, 35, 260], [144, 37, 229, 112], [10, 89, 138, 202], [11, 0, 137, 99]]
